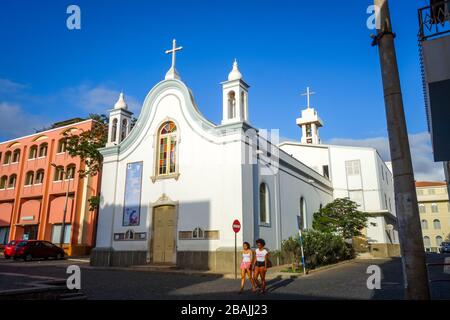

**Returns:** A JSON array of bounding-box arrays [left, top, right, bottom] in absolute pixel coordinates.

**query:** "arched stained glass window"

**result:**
[[157, 121, 178, 176]]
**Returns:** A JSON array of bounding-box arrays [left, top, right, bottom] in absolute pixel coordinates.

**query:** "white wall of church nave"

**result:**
[[96, 159, 120, 248], [249, 165, 333, 251], [278, 169, 333, 243], [279, 144, 330, 176], [255, 171, 278, 250]]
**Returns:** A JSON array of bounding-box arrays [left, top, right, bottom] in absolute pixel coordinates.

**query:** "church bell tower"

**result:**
[[296, 87, 323, 144], [221, 59, 249, 125], [106, 92, 133, 147]]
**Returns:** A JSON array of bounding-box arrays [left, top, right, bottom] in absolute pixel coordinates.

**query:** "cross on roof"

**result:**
[[301, 86, 316, 109], [165, 39, 183, 70]]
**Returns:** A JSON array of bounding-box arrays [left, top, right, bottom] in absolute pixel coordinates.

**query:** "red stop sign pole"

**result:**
[[232, 220, 241, 279]]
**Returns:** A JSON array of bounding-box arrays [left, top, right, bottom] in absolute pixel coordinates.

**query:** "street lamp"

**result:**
[[51, 163, 71, 249]]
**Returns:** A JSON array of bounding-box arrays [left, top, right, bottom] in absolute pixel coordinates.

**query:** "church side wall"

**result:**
[[253, 151, 334, 253], [277, 166, 333, 246]]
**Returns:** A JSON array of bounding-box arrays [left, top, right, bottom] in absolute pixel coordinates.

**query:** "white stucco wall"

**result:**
[[279, 142, 398, 244], [280, 143, 330, 176]]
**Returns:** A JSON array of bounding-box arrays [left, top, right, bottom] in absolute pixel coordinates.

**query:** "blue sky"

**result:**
[[0, 0, 443, 180]]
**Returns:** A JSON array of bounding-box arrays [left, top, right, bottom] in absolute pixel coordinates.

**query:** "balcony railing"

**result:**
[[419, 0, 450, 41]]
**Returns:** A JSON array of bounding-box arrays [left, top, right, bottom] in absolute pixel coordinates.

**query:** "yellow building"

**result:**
[[416, 181, 450, 252]]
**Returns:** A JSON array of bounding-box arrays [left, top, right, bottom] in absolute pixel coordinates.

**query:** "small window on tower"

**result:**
[[228, 91, 236, 119], [306, 124, 312, 137], [111, 119, 118, 143], [121, 119, 128, 141], [322, 165, 329, 179]]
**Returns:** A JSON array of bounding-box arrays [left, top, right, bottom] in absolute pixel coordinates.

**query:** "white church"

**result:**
[[91, 40, 399, 271]]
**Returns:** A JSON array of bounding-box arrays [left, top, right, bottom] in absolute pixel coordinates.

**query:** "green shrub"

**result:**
[[303, 230, 354, 269], [280, 237, 302, 272], [279, 230, 354, 271]]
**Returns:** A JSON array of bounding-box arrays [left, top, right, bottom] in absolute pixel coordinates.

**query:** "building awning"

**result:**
[[48, 196, 73, 224], [0, 202, 13, 227], [18, 199, 41, 225]]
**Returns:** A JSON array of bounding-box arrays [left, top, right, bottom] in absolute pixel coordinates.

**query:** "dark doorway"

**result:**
[[23, 225, 38, 240]]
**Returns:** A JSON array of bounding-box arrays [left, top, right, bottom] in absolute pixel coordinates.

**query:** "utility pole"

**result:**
[[372, 0, 430, 299]]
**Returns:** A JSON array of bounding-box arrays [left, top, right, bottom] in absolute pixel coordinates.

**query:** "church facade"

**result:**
[[91, 41, 333, 271]]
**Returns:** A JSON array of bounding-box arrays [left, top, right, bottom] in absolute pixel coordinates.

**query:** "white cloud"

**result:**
[[62, 85, 141, 115], [0, 102, 49, 140], [327, 132, 445, 181], [0, 78, 26, 93], [0, 79, 142, 141]]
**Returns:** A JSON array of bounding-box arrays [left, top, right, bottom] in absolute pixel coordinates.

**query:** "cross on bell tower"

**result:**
[[296, 86, 323, 144], [165, 39, 183, 80], [301, 86, 315, 109]]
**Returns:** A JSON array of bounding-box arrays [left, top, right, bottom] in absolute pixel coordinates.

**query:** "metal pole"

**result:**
[[234, 233, 237, 280], [373, 0, 429, 299], [60, 170, 70, 249], [298, 228, 306, 276]]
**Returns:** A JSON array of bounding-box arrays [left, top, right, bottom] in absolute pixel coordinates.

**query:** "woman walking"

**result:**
[[253, 238, 269, 294], [239, 242, 256, 294]]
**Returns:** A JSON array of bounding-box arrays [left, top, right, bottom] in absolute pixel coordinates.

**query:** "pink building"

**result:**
[[0, 119, 101, 256]]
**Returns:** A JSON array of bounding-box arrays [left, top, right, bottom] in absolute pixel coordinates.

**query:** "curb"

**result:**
[[265, 259, 356, 280]]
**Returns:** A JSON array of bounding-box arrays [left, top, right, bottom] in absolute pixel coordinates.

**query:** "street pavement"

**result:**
[[0, 253, 449, 300]]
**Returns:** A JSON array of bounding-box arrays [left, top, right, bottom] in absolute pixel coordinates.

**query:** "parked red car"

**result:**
[[4, 240, 65, 261], [3, 240, 24, 259]]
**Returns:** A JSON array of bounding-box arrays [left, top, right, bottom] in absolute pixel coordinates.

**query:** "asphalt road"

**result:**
[[0, 254, 449, 300]]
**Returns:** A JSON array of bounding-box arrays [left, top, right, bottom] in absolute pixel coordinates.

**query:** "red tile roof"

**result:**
[[415, 181, 447, 187]]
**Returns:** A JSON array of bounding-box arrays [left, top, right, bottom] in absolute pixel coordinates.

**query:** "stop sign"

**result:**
[[232, 219, 241, 233]]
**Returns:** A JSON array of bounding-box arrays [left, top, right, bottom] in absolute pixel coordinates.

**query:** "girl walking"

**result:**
[[253, 238, 269, 294], [239, 242, 256, 294]]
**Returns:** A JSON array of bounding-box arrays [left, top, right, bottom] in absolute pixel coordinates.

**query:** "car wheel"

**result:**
[[24, 254, 33, 262], [4, 255, 10, 259], [56, 253, 63, 260]]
